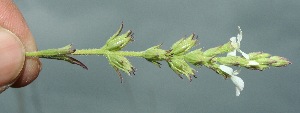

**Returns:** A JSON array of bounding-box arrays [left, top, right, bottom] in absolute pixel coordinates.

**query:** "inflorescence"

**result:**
[[25, 23, 291, 96]]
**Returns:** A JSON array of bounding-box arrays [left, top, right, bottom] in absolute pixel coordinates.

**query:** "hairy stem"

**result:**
[[25, 48, 144, 58], [72, 49, 144, 57]]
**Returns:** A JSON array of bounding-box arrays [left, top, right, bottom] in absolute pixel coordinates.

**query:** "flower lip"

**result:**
[[219, 65, 244, 96], [230, 75, 244, 96]]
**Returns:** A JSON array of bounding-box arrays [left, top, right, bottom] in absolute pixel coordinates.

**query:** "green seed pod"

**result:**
[[103, 24, 133, 51], [167, 57, 196, 81], [169, 34, 197, 55], [143, 44, 167, 67], [107, 54, 135, 79]]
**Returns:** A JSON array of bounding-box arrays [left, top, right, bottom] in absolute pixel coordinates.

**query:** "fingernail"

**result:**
[[0, 27, 25, 87], [0, 85, 10, 94]]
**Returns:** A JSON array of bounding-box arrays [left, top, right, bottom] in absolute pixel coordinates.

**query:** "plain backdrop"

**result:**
[[1, 0, 299, 113]]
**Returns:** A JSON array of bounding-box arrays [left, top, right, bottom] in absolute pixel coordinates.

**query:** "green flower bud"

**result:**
[[103, 24, 133, 51], [248, 52, 271, 60], [184, 48, 211, 66], [106, 54, 135, 82], [169, 34, 197, 55], [203, 42, 234, 57], [270, 56, 291, 67], [167, 57, 196, 81], [143, 44, 167, 67]]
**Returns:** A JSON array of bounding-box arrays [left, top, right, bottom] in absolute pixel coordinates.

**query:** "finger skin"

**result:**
[[0, 0, 42, 88], [0, 27, 25, 87]]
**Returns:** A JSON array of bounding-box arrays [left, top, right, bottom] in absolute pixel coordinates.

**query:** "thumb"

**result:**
[[0, 27, 25, 91]]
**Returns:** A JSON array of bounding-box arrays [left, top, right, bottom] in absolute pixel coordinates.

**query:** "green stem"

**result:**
[[72, 49, 144, 57], [25, 49, 145, 57]]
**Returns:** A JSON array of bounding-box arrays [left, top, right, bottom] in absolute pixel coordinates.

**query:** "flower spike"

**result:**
[[23, 23, 291, 96]]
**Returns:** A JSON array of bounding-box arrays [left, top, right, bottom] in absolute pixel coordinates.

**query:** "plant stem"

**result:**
[[72, 49, 144, 57], [25, 49, 145, 57]]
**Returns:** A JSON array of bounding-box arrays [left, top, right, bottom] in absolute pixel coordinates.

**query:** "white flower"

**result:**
[[228, 26, 260, 66], [227, 26, 249, 59], [219, 65, 244, 96]]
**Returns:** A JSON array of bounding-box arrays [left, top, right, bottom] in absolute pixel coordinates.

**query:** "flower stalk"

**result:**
[[25, 24, 291, 96]]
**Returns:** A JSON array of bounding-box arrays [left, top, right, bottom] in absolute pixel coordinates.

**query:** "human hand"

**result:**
[[0, 0, 41, 93]]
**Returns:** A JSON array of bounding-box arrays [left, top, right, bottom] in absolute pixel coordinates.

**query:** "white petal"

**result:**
[[219, 65, 234, 75], [236, 87, 241, 96], [238, 49, 249, 59], [237, 34, 242, 43], [247, 60, 259, 66], [230, 37, 238, 49], [231, 75, 244, 92], [227, 50, 237, 57], [237, 26, 243, 43], [230, 37, 237, 42]]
